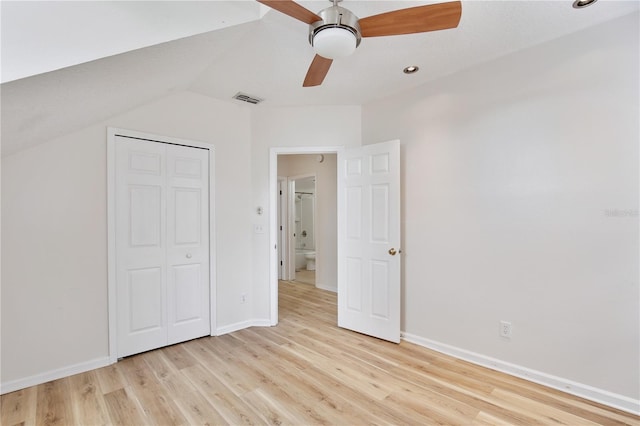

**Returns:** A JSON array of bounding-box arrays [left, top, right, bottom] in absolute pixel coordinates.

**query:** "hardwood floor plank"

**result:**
[[248, 347, 377, 424], [2, 279, 639, 425], [181, 364, 265, 425], [67, 371, 110, 426], [388, 363, 538, 425], [160, 370, 228, 425], [117, 356, 188, 425], [103, 387, 148, 426], [473, 410, 526, 425], [0, 387, 37, 426], [162, 342, 198, 371], [141, 349, 180, 382], [490, 388, 603, 425], [242, 389, 302, 425], [184, 338, 264, 397], [95, 364, 128, 395], [35, 379, 73, 426], [295, 362, 422, 425]]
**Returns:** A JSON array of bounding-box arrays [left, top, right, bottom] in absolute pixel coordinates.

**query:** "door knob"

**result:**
[[388, 248, 397, 256], [186, 253, 192, 259]]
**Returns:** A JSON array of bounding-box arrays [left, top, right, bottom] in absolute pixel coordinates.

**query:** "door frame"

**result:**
[[107, 127, 216, 363], [269, 147, 342, 325], [286, 173, 317, 281], [277, 177, 288, 280]]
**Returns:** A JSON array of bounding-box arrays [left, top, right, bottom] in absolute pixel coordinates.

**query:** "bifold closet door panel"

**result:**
[[166, 144, 210, 345], [115, 137, 168, 358]]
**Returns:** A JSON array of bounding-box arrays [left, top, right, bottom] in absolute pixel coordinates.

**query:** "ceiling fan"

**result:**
[[257, 0, 462, 87]]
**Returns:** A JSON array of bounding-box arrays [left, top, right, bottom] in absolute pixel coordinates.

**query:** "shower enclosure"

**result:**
[[294, 177, 315, 271]]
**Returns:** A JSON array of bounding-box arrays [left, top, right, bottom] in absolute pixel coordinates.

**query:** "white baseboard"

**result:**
[[315, 283, 337, 293], [250, 319, 274, 327], [3, 320, 271, 394], [215, 319, 273, 336], [401, 332, 640, 416], [0, 356, 111, 395]]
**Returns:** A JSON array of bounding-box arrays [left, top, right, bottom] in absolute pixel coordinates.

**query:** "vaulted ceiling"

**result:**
[[2, 1, 638, 156]]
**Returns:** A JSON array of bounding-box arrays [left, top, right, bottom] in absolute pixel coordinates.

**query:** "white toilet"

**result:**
[[304, 252, 316, 270]]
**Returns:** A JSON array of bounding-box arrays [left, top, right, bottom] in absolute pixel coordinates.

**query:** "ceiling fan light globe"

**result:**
[[313, 27, 357, 59]]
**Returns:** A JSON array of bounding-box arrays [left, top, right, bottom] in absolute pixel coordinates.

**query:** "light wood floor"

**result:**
[[293, 268, 315, 286], [2, 281, 639, 425]]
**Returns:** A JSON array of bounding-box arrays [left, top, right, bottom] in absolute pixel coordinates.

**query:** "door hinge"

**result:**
[[280, 190, 282, 195], [280, 261, 283, 266], [280, 226, 282, 231]]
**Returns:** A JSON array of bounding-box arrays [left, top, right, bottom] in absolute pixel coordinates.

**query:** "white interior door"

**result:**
[[166, 144, 210, 345], [337, 140, 401, 343], [115, 136, 210, 358]]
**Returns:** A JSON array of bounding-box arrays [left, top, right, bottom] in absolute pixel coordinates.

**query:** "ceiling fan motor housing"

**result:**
[[309, 5, 362, 57]]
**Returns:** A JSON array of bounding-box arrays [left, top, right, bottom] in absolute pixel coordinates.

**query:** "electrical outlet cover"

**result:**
[[499, 320, 512, 338]]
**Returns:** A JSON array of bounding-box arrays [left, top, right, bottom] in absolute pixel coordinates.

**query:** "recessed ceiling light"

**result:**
[[403, 65, 419, 74], [572, 0, 598, 9]]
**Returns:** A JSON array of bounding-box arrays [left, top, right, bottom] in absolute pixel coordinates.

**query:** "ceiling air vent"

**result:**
[[232, 92, 264, 105]]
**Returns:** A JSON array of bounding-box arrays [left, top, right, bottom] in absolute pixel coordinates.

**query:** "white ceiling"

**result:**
[[1, 0, 638, 155], [0, 0, 268, 83]]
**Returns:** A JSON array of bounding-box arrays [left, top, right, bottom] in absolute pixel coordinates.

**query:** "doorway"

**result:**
[[271, 141, 402, 342], [292, 175, 316, 285], [280, 174, 317, 285], [269, 147, 341, 325]]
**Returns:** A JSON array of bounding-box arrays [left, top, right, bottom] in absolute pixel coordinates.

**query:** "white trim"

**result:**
[[401, 332, 640, 416], [216, 319, 272, 336], [107, 130, 117, 363], [287, 178, 296, 279], [269, 146, 343, 326], [250, 319, 274, 328], [277, 177, 288, 281], [315, 283, 337, 293], [106, 127, 217, 359], [0, 357, 111, 395]]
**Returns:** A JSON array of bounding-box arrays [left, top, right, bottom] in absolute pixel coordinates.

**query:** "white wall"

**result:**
[[362, 12, 639, 404], [2, 127, 109, 385], [250, 106, 361, 320], [278, 154, 338, 291], [1, 91, 253, 387]]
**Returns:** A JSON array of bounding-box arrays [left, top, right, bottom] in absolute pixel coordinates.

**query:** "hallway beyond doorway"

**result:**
[[292, 269, 315, 286]]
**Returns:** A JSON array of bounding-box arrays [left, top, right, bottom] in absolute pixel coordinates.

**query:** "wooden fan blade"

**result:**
[[359, 1, 461, 38], [303, 55, 333, 87], [257, 0, 322, 24]]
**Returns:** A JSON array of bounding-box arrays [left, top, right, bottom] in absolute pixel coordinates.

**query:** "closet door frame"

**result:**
[[107, 127, 216, 363]]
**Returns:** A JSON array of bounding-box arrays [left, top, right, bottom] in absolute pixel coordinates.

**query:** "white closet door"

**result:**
[[166, 144, 210, 344], [115, 137, 210, 358]]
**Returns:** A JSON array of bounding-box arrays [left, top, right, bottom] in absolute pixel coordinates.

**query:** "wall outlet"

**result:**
[[240, 293, 247, 304], [499, 320, 512, 338]]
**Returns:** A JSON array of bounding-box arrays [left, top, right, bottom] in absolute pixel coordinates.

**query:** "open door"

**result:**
[[337, 140, 401, 343]]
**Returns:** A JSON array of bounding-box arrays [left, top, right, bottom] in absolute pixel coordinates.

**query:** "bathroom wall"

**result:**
[[294, 177, 315, 251], [278, 154, 337, 292]]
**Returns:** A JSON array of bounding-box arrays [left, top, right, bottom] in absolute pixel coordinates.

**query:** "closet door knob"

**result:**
[[388, 248, 397, 256], [186, 253, 192, 259]]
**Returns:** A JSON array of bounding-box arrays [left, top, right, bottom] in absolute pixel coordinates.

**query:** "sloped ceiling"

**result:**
[[2, 1, 638, 156]]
